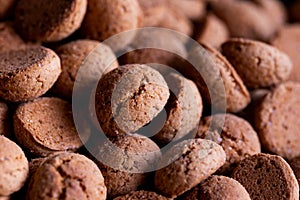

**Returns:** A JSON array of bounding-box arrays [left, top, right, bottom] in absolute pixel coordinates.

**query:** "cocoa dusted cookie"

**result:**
[[196, 114, 261, 174], [210, 0, 275, 41], [272, 24, 300, 82], [0, 0, 16, 19], [53, 39, 118, 100], [82, 0, 142, 49], [0, 22, 25, 53], [155, 139, 226, 198], [0, 101, 11, 137], [27, 153, 107, 200], [202, 44, 250, 112], [15, 0, 87, 42], [95, 64, 169, 137], [138, 0, 166, 27], [0, 136, 29, 197], [255, 82, 300, 159], [93, 134, 161, 199], [197, 13, 229, 49], [179, 175, 251, 200], [168, 0, 206, 21], [0, 46, 61, 102], [152, 73, 202, 145], [222, 38, 292, 89], [158, 7, 193, 36], [232, 153, 299, 200], [14, 97, 82, 157], [114, 190, 170, 200]]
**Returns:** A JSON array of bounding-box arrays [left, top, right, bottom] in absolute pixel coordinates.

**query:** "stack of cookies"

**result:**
[[0, 0, 300, 199]]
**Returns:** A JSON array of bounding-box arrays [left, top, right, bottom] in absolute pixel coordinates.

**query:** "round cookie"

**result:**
[[95, 64, 169, 137], [152, 73, 202, 145], [221, 38, 292, 89], [53, 39, 118, 100], [81, 0, 143, 49], [197, 13, 229, 49], [179, 175, 251, 200], [15, 0, 87, 42], [196, 114, 261, 174], [154, 139, 226, 198], [272, 24, 300, 82], [0, 46, 61, 102], [0, 136, 29, 196], [0, 101, 11, 137], [210, 0, 275, 41], [93, 134, 161, 199], [158, 7, 193, 36], [14, 97, 82, 157], [0, 0, 16, 19], [202, 44, 250, 113], [168, 0, 206, 21], [0, 22, 25, 53], [255, 82, 300, 159], [26, 153, 107, 200], [138, 0, 166, 27], [232, 153, 299, 200], [114, 190, 170, 200]]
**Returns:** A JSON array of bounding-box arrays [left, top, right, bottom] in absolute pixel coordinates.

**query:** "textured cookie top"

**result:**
[[0, 136, 28, 196], [197, 114, 261, 174], [222, 38, 292, 89], [155, 139, 226, 198], [95, 64, 169, 136], [232, 153, 299, 200], [202, 44, 250, 112], [255, 82, 300, 159], [180, 175, 251, 200], [27, 153, 107, 200], [114, 190, 170, 200], [14, 97, 82, 156], [15, 0, 87, 42]]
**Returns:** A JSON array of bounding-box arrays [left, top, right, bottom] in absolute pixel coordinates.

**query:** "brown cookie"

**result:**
[[196, 114, 261, 174], [93, 134, 161, 199], [255, 82, 300, 159], [14, 97, 82, 157], [95, 64, 169, 137], [197, 13, 229, 49], [222, 38, 292, 89], [28, 157, 48, 177], [272, 24, 300, 82], [15, 0, 87, 42], [0, 0, 16, 19], [179, 175, 251, 200], [152, 73, 202, 145], [114, 190, 170, 200], [158, 6, 193, 36], [26, 153, 107, 200], [232, 153, 299, 200], [0, 46, 61, 102], [81, 0, 143, 49], [202, 44, 250, 112], [168, 0, 206, 21], [53, 39, 118, 100], [0, 136, 29, 196], [154, 139, 226, 198], [210, 0, 275, 41], [138, 0, 166, 27], [0, 101, 11, 137], [0, 22, 25, 53]]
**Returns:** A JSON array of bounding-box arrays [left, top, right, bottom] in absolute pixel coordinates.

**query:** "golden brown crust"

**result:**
[[0, 46, 61, 102], [232, 153, 299, 200], [0, 136, 29, 196], [14, 97, 82, 157], [222, 38, 292, 89], [15, 0, 87, 42]]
